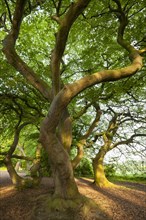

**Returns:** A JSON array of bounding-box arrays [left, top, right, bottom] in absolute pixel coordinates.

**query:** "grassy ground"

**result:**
[[109, 175, 146, 184]]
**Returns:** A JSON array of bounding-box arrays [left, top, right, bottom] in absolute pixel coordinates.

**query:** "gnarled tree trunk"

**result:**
[[4, 122, 30, 188], [72, 140, 84, 169], [93, 147, 114, 187], [4, 122, 40, 189], [40, 125, 79, 199], [4, 156, 24, 187]]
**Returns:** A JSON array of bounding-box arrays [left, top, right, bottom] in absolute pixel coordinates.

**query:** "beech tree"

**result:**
[[0, 90, 45, 187], [70, 95, 146, 187], [71, 102, 102, 169], [1, 0, 146, 218], [92, 104, 146, 187]]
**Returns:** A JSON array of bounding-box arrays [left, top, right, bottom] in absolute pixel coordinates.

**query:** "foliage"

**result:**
[[110, 175, 146, 184], [74, 158, 93, 177], [104, 164, 116, 177]]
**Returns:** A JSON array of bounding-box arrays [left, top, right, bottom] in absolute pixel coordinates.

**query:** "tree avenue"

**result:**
[[1, 0, 146, 218]]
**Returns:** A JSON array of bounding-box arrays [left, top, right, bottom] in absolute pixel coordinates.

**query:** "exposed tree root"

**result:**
[[29, 194, 111, 220], [94, 180, 118, 188], [14, 177, 41, 190]]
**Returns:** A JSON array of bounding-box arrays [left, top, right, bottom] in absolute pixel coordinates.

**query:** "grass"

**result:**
[[109, 175, 146, 184], [0, 166, 7, 171]]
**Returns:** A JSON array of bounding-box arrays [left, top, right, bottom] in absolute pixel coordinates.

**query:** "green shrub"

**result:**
[[104, 164, 116, 177], [74, 158, 93, 177]]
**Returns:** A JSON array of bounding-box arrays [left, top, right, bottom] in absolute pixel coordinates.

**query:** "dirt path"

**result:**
[[0, 171, 146, 220], [76, 178, 146, 220]]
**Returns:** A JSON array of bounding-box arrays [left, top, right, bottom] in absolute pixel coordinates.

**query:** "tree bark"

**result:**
[[4, 156, 24, 186], [3, 123, 29, 187], [40, 125, 79, 199], [72, 141, 84, 169], [93, 147, 114, 187], [30, 144, 42, 184], [15, 161, 21, 172], [58, 109, 72, 153], [3, 122, 39, 188], [72, 105, 102, 169]]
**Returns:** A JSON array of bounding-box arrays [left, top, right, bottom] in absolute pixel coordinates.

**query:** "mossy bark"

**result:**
[[93, 148, 114, 188]]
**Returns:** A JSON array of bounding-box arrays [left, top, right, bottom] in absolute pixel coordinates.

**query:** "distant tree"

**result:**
[[71, 94, 146, 187], [92, 102, 146, 187], [0, 89, 45, 187]]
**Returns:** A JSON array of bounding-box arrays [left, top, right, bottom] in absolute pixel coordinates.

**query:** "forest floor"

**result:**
[[0, 171, 146, 220]]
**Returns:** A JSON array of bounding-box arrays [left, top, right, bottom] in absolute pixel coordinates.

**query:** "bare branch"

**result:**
[[0, 152, 33, 161], [4, 0, 12, 23], [110, 134, 146, 150]]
